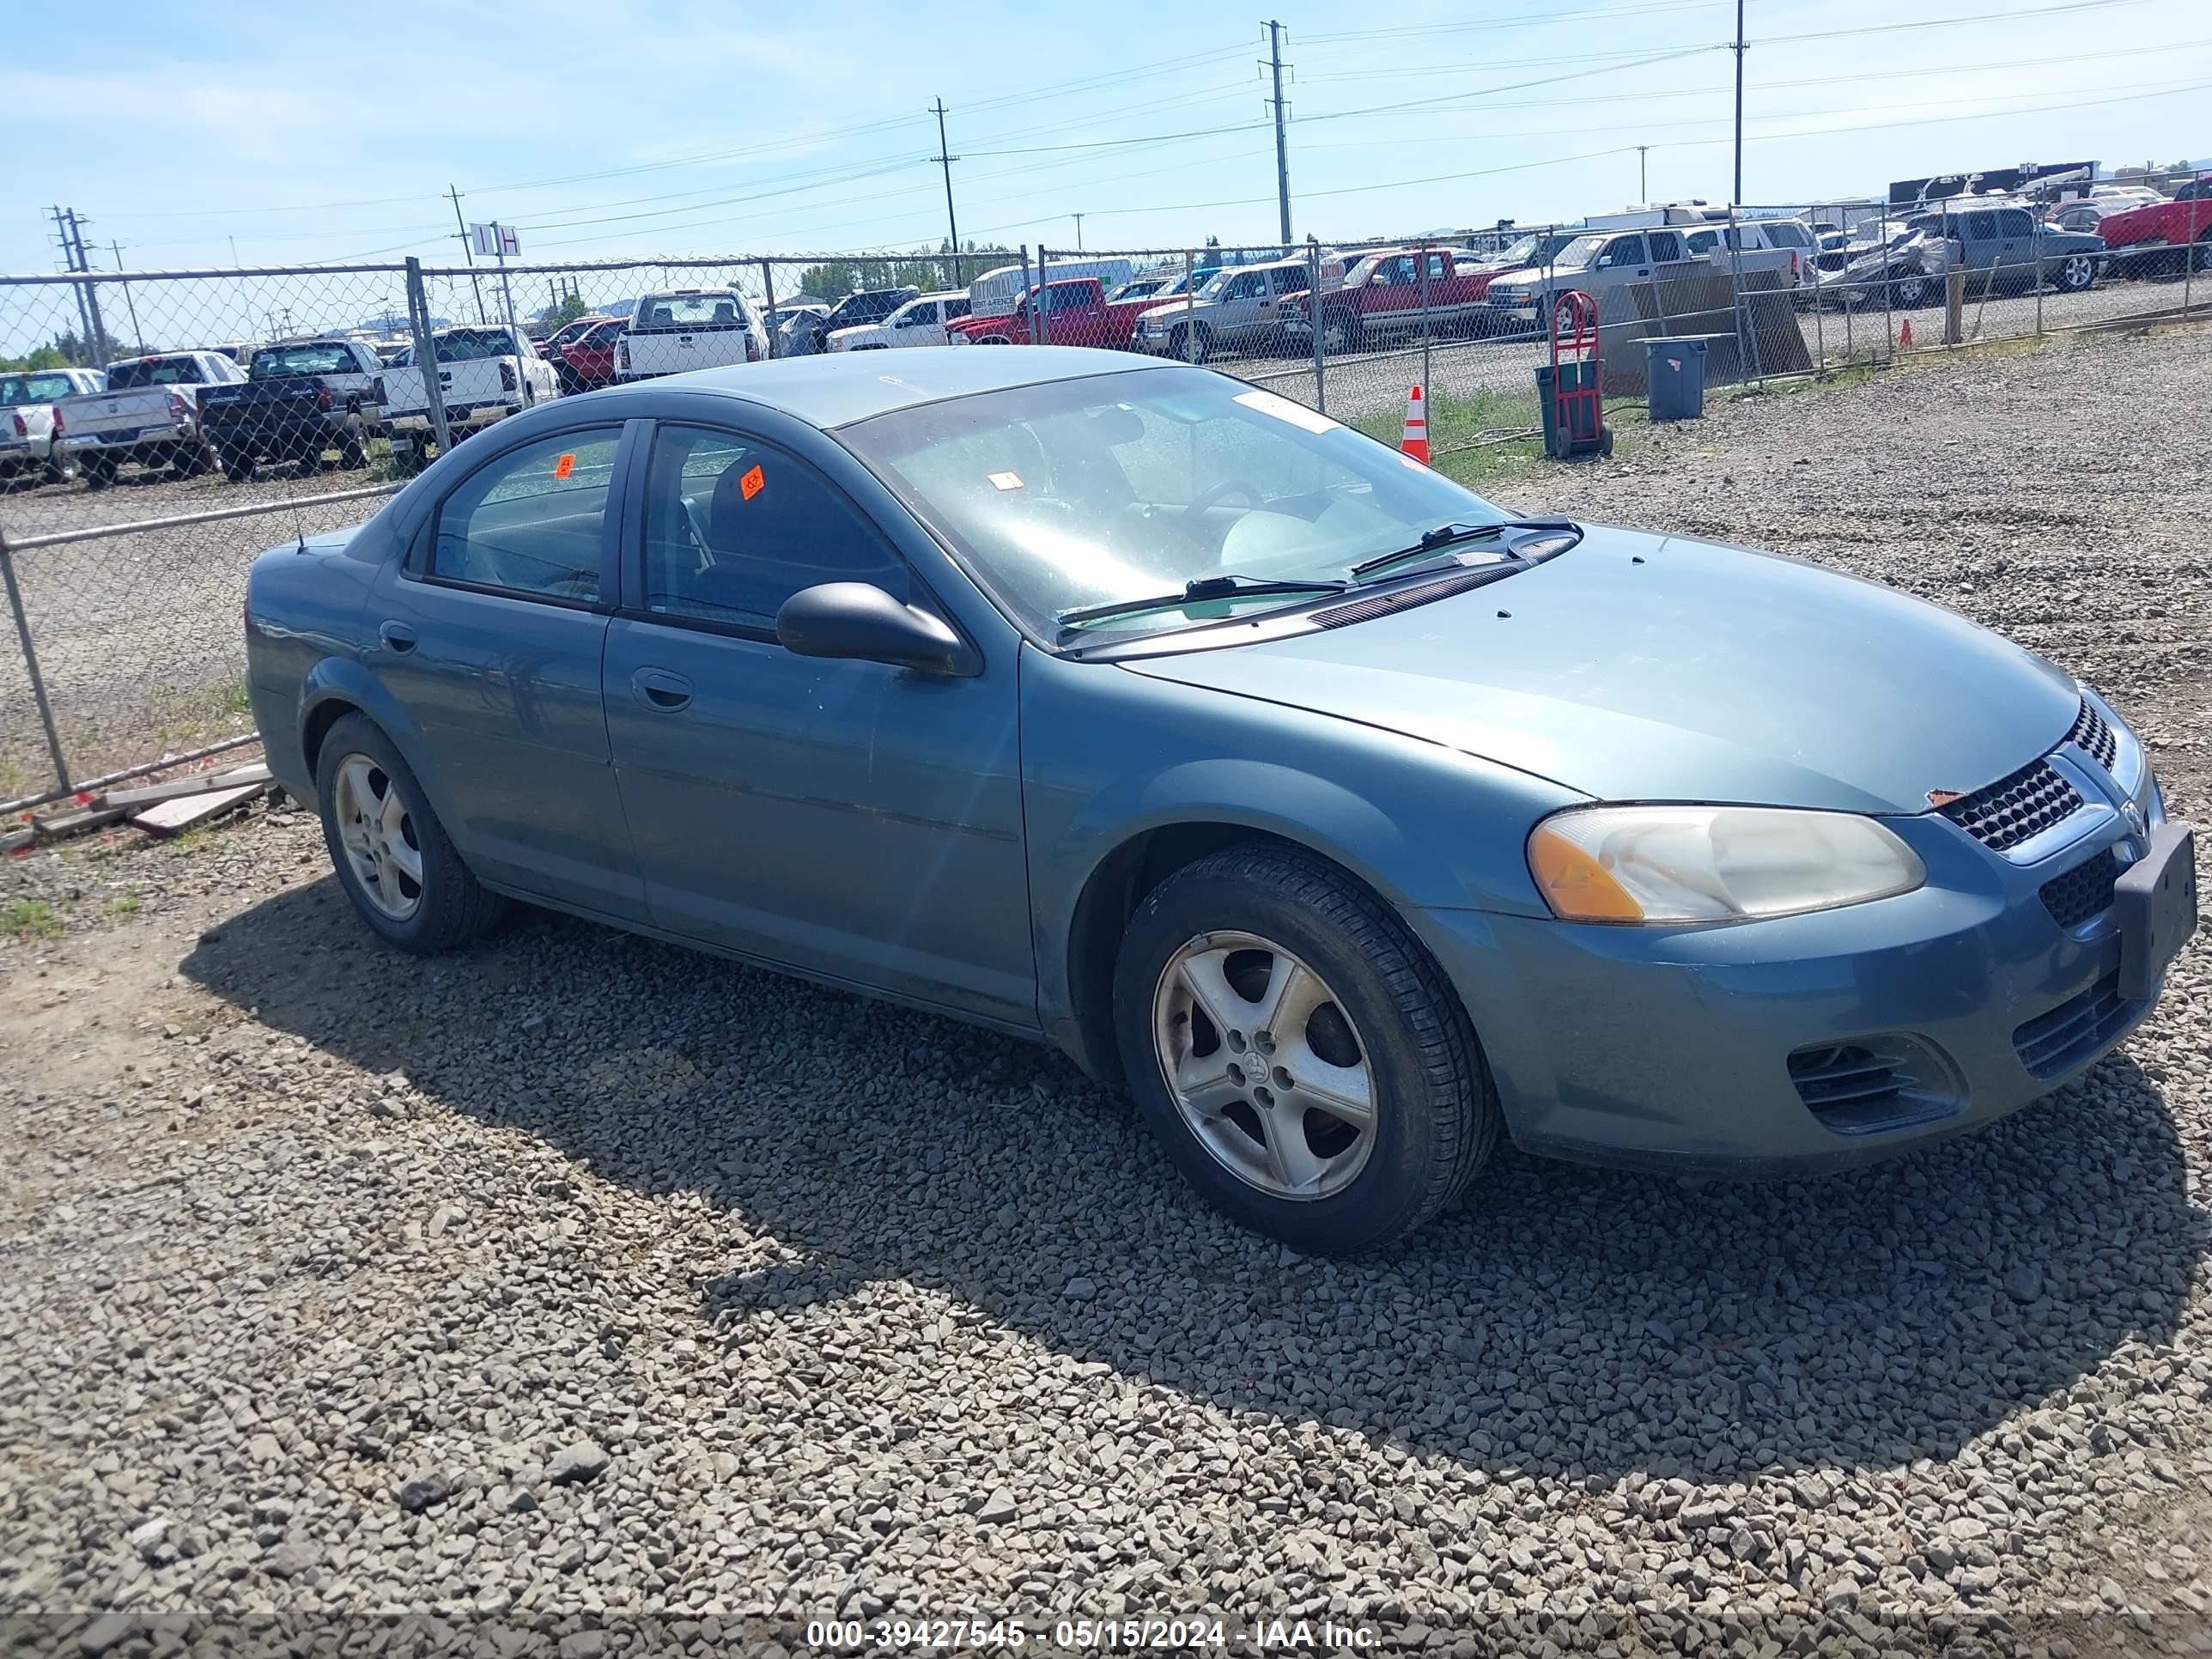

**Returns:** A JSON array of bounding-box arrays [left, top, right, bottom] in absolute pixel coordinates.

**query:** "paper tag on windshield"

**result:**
[[1233, 388, 1340, 434], [988, 471, 1024, 490]]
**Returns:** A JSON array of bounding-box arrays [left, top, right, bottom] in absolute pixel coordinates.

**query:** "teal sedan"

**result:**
[[245, 348, 2197, 1252]]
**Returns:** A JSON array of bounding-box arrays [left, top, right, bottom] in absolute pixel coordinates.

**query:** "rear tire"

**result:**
[[82, 456, 117, 491], [1112, 842, 1498, 1254], [43, 453, 78, 486], [339, 435, 368, 470], [315, 713, 504, 955]]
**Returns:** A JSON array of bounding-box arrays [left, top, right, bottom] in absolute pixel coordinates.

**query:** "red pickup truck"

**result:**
[[945, 278, 1154, 349], [2090, 180, 2212, 276], [1277, 247, 1500, 354]]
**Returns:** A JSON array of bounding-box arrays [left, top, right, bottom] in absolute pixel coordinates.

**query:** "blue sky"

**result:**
[[4, 0, 2207, 278]]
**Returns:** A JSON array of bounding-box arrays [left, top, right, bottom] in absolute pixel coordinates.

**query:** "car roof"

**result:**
[[667, 345, 1168, 429]]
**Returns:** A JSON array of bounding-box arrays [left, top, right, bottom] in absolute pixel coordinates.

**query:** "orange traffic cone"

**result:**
[[1401, 384, 1431, 465], [1898, 318, 1913, 349]]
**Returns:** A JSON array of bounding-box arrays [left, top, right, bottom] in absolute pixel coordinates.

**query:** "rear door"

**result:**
[[1960, 210, 2002, 291], [365, 420, 647, 920], [599, 419, 1034, 1023]]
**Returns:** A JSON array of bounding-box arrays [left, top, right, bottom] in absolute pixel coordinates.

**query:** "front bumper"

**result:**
[[1409, 769, 2182, 1177]]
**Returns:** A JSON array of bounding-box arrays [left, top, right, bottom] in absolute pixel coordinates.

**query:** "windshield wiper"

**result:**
[[1057, 573, 1350, 629], [1349, 519, 1582, 580]]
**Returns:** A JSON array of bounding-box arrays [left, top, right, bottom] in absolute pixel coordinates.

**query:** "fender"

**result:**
[[293, 659, 471, 854]]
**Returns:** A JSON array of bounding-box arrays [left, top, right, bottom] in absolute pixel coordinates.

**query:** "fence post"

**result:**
[[0, 526, 70, 799], [761, 260, 779, 358], [404, 258, 453, 456], [1723, 205, 1759, 385], [2185, 196, 2199, 320], [1417, 241, 1433, 399], [1033, 246, 1048, 345], [1881, 208, 1895, 363], [2034, 215, 2045, 340], [1183, 250, 1197, 362], [1307, 236, 1327, 414]]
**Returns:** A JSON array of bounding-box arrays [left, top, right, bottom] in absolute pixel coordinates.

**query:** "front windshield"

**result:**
[[842, 364, 1515, 641], [1197, 270, 1234, 300], [1551, 234, 1607, 269]]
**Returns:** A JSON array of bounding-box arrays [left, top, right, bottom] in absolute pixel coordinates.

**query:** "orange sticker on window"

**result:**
[[553, 452, 575, 479], [739, 464, 765, 501]]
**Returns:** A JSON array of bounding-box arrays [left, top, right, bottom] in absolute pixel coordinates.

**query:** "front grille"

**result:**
[[1938, 759, 2082, 852], [2068, 698, 2118, 771], [1311, 568, 1498, 629], [2012, 970, 2139, 1079], [2040, 848, 2120, 930], [1787, 1037, 1955, 1135]]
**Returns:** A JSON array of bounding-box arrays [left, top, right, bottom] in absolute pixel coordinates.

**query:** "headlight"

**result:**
[[1527, 805, 1925, 925]]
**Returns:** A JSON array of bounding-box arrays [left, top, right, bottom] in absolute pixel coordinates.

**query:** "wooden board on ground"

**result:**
[[131, 783, 263, 838], [34, 805, 129, 842], [101, 763, 270, 811]]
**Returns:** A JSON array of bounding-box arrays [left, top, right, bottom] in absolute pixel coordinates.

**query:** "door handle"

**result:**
[[378, 621, 418, 653], [631, 666, 693, 711]]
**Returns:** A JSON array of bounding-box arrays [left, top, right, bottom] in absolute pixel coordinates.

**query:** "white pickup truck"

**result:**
[[617, 288, 767, 380], [53, 351, 244, 488], [373, 324, 557, 465], [825, 290, 973, 352], [1, 367, 104, 486]]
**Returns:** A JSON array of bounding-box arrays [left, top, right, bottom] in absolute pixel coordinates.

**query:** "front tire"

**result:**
[[222, 449, 256, 483], [315, 714, 503, 955], [2052, 253, 2096, 293], [1112, 842, 1498, 1254]]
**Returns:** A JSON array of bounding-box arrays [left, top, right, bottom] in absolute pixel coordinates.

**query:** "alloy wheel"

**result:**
[[332, 753, 424, 921], [1152, 931, 1376, 1201]]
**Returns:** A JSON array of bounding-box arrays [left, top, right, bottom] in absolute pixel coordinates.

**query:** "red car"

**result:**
[[945, 278, 1155, 349], [557, 318, 628, 392]]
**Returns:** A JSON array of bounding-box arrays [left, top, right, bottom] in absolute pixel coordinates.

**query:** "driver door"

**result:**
[[599, 421, 1035, 1025]]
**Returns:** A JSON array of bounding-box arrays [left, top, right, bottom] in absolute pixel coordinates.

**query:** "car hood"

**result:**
[[1117, 524, 2079, 813], [1486, 268, 1585, 293]]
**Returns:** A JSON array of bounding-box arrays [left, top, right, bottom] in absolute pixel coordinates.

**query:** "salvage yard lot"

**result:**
[[3, 325, 2211, 1655]]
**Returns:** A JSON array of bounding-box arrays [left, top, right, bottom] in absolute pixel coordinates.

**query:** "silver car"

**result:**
[[1132, 258, 1328, 363]]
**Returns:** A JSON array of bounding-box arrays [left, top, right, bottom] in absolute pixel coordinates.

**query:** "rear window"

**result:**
[[632, 294, 749, 332], [434, 329, 521, 363], [252, 343, 359, 379], [1, 373, 78, 404], [104, 356, 205, 390]]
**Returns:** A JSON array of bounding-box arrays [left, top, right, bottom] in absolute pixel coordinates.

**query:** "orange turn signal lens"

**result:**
[[1527, 823, 1646, 922]]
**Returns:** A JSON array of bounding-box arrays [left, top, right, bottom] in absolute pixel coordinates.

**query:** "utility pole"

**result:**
[[1072, 213, 1085, 252], [447, 184, 489, 325], [1265, 21, 1293, 246], [932, 99, 963, 288], [110, 240, 145, 356], [1731, 0, 1746, 206], [1638, 146, 1650, 204], [48, 207, 110, 366]]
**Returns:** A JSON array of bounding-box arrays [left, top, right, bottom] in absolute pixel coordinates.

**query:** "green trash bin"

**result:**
[[1645, 335, 1714, 421]]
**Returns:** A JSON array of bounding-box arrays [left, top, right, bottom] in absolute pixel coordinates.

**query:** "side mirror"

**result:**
[[775, 582, 977, 677]]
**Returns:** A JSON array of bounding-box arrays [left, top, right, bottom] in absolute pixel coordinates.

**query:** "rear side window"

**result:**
[[1648, 231, 1685, 261], [1998, 210, 2035, 236], [1965, 211, 1999, 240], [429, 428, 622, 602], [640, 424, 908, 632]]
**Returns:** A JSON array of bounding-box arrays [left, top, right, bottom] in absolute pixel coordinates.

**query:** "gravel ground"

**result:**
[[3, 323, 2211, 1659]]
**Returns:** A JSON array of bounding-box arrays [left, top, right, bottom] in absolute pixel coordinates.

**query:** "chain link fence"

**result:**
[[2, 205, 2204, 812]]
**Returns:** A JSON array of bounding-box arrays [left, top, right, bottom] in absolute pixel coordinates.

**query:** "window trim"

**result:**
[[404, 416, 642, 611], [617, 417, 957, 650]]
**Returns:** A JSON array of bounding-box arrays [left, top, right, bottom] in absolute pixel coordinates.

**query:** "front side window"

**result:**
[[842, 365, 1515, 643], [1965, 211, 1999, 240], [1595, 236, 1644, 269], [429, 428, 621, 602], [639, 424, 909, 633], [1648, 231, 1685, 261]]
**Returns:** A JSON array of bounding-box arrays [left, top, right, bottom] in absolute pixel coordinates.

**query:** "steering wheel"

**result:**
[[1182, 478, 1264, 527]]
